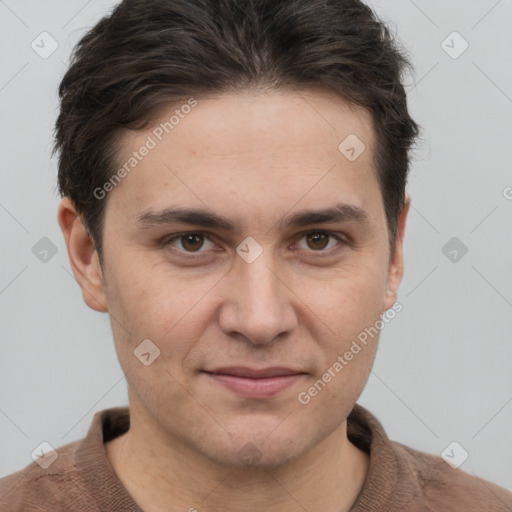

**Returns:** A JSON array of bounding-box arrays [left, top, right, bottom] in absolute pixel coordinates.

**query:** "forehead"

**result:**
[[109, 88, 380, 228], [127, 87, 374, 159]]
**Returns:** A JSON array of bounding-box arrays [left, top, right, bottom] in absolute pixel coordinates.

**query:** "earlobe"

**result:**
[[383, 195, 410, 311], [57, 197, 108, 313]]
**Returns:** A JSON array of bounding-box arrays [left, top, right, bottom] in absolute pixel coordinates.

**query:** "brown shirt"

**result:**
[[1, 404, 511, 511]]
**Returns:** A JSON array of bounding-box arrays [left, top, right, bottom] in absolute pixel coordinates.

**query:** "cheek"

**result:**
[[104, 257, 220, 367], [105, 251, 195, 326], [295, 267, 385, 415], [297, 258, 388, 343]]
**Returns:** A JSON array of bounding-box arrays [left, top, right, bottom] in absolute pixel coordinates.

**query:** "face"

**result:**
[[62, 87, 407, 470]]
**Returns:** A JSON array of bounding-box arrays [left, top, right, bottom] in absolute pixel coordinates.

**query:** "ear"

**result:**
[[383, 195, 410, 311], [57, 197, 108, 313]]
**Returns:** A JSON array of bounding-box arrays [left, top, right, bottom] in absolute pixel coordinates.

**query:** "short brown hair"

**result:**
[[54, 0, 420, 261]]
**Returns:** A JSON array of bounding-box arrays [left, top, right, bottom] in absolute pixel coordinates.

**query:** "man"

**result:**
[[1, 0, 510, 510]]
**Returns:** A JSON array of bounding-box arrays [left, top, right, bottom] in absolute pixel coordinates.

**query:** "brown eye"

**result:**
[[164, 232, 216, 254], [180, 233, 205, 252], [305, 232, 330, 250], [295, 230, 344, 254]]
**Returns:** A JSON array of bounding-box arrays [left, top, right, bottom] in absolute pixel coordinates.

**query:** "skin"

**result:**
[[58, 87, 409, 512]]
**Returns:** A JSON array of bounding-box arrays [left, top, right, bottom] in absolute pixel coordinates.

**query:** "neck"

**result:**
[[105, 404, 369, 512]]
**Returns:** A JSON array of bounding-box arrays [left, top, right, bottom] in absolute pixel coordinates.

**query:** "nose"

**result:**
[[217, 250, 298, 346]]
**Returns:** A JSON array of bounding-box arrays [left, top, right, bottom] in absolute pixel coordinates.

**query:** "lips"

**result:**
[[204, 367, 304, 378], [202, 367, 307, 398]]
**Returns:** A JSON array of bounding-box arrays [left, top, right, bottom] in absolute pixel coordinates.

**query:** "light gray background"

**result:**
[[1, 0, 511, 492]]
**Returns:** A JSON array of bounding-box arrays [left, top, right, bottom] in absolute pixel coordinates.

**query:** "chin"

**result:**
[[200, 422, 311, 471], [212, 444, 306, 471]]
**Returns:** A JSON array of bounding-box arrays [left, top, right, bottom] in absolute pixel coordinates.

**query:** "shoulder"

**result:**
[[392, 441, 512, 511], [349, 404, 512, 511], [0, 439, 94, 512]]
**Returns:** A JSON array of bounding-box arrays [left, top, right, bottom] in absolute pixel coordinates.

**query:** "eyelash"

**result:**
[[161, 230, 347, 258]]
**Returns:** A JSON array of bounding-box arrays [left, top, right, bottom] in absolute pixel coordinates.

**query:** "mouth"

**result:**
[[202, 367, 307, 398]]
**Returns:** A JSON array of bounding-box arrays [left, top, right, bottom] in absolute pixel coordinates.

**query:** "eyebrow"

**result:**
[[135, 202, 370, 232]]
